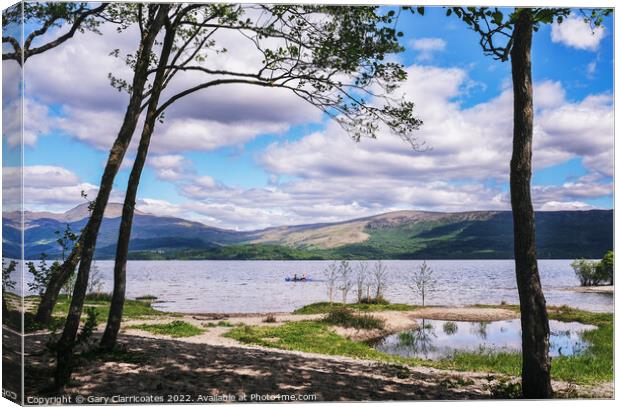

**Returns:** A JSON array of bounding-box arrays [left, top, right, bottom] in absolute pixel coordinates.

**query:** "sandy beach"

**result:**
[[3, 305, 608, 401], [566, 285, 614, 294]]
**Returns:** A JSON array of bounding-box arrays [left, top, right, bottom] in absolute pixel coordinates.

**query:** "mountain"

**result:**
[[2, 204, 613, 260], [2, 203, 246, 259]]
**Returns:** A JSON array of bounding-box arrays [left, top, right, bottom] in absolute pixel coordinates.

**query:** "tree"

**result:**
[[355, 262, 368, 303], [34, 234, 82, 325], [2, 3, 106, 327], [2, 2, 108, 65], [596, 251, 613, 285], [407, 6, 611, 398], [408, 261, 436, 306], [2, 259, 17, 317], [324, 262, 339, 303], [54, 3, 171, 388], [26, 254, 61, 296], [99, 4, 423, 350], [55, 224, 78, 262], [371, 261, 388, 300], [571, 259, 600, 287], [337, 260, 354, 304]]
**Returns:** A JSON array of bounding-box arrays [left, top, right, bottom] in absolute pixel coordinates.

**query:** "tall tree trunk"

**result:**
[[35, 236, 82, 325], [510, 9, 553, 399], [99, 22, 176, 351], [54, 5, 170, 388]]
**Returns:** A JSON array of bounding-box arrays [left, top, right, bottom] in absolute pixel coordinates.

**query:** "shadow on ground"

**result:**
[[15, 332, 489, 402]]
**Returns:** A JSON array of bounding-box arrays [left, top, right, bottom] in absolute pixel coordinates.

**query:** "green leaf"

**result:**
[[492, 10, 503, 25], [417, 7, 424, 16]]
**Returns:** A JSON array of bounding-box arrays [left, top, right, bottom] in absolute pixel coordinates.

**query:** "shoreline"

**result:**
[[5, 302, 613, 400], [563, 285, 614, 294]]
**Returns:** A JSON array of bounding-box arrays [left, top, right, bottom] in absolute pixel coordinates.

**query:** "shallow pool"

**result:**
[[373, 319, 596, 360]]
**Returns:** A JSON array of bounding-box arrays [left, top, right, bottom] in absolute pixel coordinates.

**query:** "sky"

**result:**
[[2, 5, 614, 230]]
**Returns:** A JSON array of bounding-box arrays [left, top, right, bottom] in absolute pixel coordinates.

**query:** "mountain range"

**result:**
[[2, 203, 613, 260]]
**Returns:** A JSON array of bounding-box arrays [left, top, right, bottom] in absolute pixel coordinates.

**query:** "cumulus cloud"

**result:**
[[3, 166, 103, 212], [11, 17, 612, 229], [410, 37, 446, 61], [148, 154, 195, 181], [24, 17, 322, 154], [551, 15, 605, 51], [136, 198, 184, 218]]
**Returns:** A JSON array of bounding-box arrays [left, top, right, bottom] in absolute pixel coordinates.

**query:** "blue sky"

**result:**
[[3, 6, 614, 230]]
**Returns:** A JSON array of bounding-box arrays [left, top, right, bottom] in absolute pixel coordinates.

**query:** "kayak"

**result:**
[[285, 277, 312, 282]]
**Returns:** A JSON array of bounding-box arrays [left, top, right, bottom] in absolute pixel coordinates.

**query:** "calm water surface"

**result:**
[[374, 319, 596, 360], [14, 260, 613, 313]]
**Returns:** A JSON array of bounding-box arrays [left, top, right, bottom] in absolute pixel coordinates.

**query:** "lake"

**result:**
[[13, 259, 613, 313]]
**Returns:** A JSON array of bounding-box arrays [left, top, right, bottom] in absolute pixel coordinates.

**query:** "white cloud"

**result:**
[[23, 17, 323, 154], [551, 15, 605, 51], [410, 37, 446, 61], [3, 165, 102, 212], [148, 154, 194, 181], [539, 201, 596, 211], [150, 117, 289, 154], [136, 198, 184, 217]]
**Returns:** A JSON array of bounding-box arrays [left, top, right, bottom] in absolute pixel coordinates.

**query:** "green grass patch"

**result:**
[[225, 321, 392, 359], [204, 320, 234, 327], [4, 294, 173, 333], [229, 305, 613, 385], [53, 294, 169, 320], [323, 307, 385, 330], [129, 320, 204, 337], [293, 301, 418, 315], [85, 292, 113, 301]]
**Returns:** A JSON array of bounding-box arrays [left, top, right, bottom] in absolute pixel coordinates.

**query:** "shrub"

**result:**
[[596, 251, 613, 285], [323, 307, 385, 330], [27, 254, 61, 296], [77, 307, 99, 346], [485, 378, 522, 399], [443, 321, 458, 335], [262, 313, 277, 323], [358, 295, 389, 305], [571, 259, 600, 287]]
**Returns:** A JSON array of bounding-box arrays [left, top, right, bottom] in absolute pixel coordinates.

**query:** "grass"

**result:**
[[129, 320, 204, 338], [52, 294, 170, 320], [204, 320, 234, 327], [294, 301, 418, 315], [85, 292, 113, 301], [322, 307, 385, 330], [226, 304, 613, 385], [225, 321, 390, 359], [3, 293, 172, 333]]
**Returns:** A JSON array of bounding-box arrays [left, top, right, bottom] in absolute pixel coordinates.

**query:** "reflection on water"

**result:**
[[374, 319, 596, 360]]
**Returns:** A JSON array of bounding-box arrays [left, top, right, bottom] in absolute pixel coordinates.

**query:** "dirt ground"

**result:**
[[4, 306, 613, 402]]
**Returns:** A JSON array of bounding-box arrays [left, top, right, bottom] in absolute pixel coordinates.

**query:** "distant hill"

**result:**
[[2, 203, 613, 260]]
